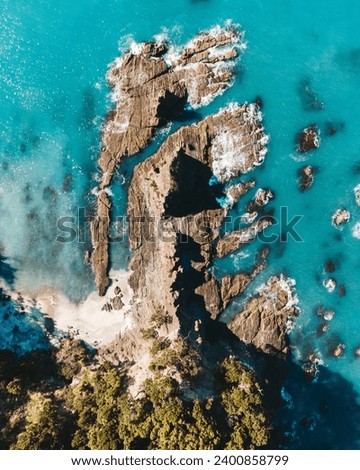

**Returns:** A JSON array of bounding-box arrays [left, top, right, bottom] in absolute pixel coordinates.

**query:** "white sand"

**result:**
[[12, 270, 134, 347]]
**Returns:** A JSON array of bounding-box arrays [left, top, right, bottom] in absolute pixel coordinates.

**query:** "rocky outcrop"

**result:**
[[296, 125, 320, 153], [91, 27, 243, 295], [225, 180, 256, 208], [220, 262, 267, 309], [332, 208, 350, 226], [216, 217, 273, 258], [195, 277, 222, 320], [228, 276, 299, 355], [90, 191, 111, 296], [254, 188, 273, 207], [246, 188, 273, 213], [298, 165, 315, 192]]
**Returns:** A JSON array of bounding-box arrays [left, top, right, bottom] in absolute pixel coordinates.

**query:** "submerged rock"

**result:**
[[332, 344, 345, 358], [325, 259, 335, 273], [325, 121, 344, 136], [298, 78, 325, 111], [317, 323, 330, 336], [338, 284, 346, 296], [228, 275, 299, 355], [296, 124, 320, 153], [255, 95, 264, 108]]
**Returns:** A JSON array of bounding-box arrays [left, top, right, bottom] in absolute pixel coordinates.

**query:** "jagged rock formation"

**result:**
[[228, 276, 299, 355], [126, 104, 268, 344], [91, 27, 243, 295]]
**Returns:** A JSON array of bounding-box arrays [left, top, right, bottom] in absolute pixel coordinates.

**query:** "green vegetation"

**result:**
[[11, 394, 72, 450], [0, 339, 271, 450], [220, 357, 270, 449]]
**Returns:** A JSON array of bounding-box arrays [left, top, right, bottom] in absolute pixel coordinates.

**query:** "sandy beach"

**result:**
[[11, 270, 134, 347]]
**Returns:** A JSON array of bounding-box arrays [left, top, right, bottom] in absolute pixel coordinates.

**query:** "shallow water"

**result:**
[[1, 0, 360, 448]]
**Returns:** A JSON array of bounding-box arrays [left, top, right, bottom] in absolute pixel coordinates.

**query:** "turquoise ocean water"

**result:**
[[1, 0, 360, 448]]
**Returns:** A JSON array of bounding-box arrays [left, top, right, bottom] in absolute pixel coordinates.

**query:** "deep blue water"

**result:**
[[1, 0, 360, 448]]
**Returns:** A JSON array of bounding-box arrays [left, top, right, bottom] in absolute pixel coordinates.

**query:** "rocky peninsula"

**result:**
[[88, 27, 299, 372]]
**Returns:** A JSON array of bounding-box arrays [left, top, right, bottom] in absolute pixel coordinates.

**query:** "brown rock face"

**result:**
[[228, 276, 299, 355], [195, 278, 222, 320], [91, 27, 243, 295]]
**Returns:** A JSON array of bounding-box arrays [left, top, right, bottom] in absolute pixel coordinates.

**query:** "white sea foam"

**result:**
[[104, 187, 114, 197], [289, 152, 309, 163], [281, 387, 295, 409], [104, 117, 129, 135], [352, 221, 360, 239], [156, 121, 173, 137], [324, 309, 335, 321], [323, 278, 336, 293], [278, 275, 299, 310], [91, 186, 99, 197], [153, 30, 169, 46], [240, 212, 258, 223], [211, 129, 248, 182], [210, 104, 268, 183], [117, 34, 146, 56], [255, 275, 299, 332], [354, 184, 360, 206]]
